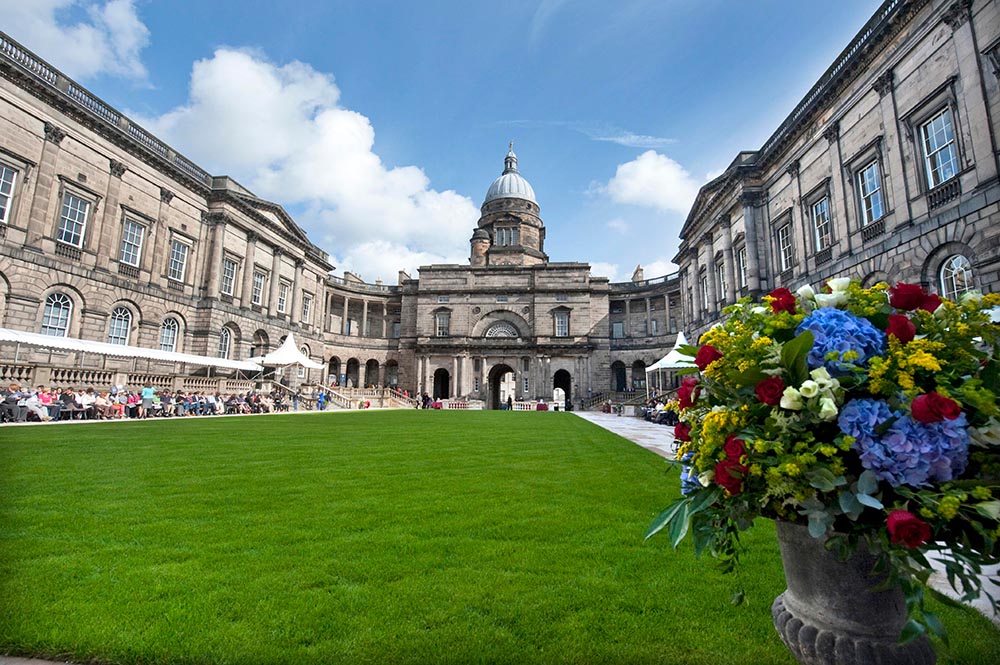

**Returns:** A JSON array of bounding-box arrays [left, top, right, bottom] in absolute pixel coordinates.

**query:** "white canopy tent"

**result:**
[[254, 332, 324, 370], [0, 327, 263, 372], [645, 331, 696, 399]]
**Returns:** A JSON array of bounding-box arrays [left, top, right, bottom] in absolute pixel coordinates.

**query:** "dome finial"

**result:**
[[503, 141, 518, 174]]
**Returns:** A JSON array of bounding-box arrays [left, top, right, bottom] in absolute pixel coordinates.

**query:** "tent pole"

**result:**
[[14, 342, 20, 364]]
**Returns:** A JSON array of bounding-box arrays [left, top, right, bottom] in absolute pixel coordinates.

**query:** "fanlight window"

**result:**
[[939, 254, 974, 301], [484, 321, 519, 338]]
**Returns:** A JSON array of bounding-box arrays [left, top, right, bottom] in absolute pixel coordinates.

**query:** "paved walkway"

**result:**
[[573, 412, 1000, 628]]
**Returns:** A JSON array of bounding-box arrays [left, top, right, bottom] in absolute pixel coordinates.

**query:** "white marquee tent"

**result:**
[[253, 332, 324, 370], [645, 331, 696, 397]]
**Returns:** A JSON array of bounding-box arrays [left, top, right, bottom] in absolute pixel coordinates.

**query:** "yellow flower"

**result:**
[[972, 486, 993, 501], [920, 508, 935, 520], [939, 496, 960, 520]]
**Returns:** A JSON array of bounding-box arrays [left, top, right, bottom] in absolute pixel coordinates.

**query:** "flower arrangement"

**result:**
[[647, 278, 1000, 644]]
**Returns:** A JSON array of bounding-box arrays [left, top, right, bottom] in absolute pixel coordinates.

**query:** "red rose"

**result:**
[[755, 376, 785, 406], [674, 422, 691, 442], [887, 510, 931, 548], [714, 458, 748, 495], [918, 293, 942, 313], [694, 345, 723, 371], [885, 314, 916, 344], [889, 283, 928, 311], [677, 377, 700, 411], [723, 434, 745, 460], [769, 288, 796, 314], [910, 392, 962, 423]]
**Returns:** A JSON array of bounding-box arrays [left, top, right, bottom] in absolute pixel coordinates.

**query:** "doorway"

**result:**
[[433, 368, 450, 400], [487, 363, 516, 410], [553, 369, 571, 410]]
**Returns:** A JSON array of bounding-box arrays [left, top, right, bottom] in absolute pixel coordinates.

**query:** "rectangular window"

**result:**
[[437, 295, 450, 303], [57, 192, 90, 248], [611, 321, 624, 338], [700, 275, 709, 310], [716, 262, 726, 302], [736, 246, 748, 289], [921, 108, 959, 190], [168, 239, 189, 282], [302, 294, 312, 323], [0, 164, 17, 224], [473, 377, 480, 392], [811, 197, 832, 251], [278, 282, 289, 313], [555, 312, 569, 337], [523, 378, 529, 394], [251, 271, 265, 305], [119, 218, 145, 267], [392, 321, 400, 338], [650, 318, 658, 334], [555, 294, 568, 302], [777, 225, 793, 273], [496, 227, 520, 246], [221, 258, 238, 296], [856, 161, 884, 226], [435, 312, 450, 337], [496, 295, 508, 303]]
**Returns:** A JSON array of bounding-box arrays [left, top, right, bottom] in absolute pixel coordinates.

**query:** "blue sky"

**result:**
[[3, 0, 882, 283]]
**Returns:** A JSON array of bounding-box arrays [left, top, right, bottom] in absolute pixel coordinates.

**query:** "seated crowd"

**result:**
[[0, 382, 292, 423], [641, 397, 678, 426]]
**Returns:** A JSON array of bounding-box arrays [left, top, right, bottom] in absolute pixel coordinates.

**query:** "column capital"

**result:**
[[740, 189, 766, 207], [822, 121, 839, 144], [246, 230, 259, 244], [43, 122, 66, 145], [109, 160, 127, 178], [786, 160, 800, 178], [160, 187, 174, 204], [942, 0, 971, 29], [872, 69, 894, 97]]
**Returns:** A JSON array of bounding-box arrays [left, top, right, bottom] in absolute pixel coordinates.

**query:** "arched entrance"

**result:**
[[433, 368, 451, 400], [365, 359, 380, 387], [328, 356, 342, 385], [631, 360, 646, 391], [346, 358, 360, 388], [611, 361, 626, 392], [553, 369, 571, 411], [385, 360, 399, 387], [487, 363, 516, 410]]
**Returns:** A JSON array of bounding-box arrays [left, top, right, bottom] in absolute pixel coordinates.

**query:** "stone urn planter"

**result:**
[[771, 520, 936, 665]]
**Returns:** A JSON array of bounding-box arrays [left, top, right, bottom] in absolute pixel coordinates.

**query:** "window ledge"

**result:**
[[927, 178, 962, 209]]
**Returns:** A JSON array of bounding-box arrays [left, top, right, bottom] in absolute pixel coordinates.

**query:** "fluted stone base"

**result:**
[[772, 521, 935, 665]]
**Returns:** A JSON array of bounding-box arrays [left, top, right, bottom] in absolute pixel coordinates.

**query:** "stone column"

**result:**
[[291, 258, 303, 324], [99, 160, 126, 270], [873, 70, 912, 224], [788, 162, 808, 274], [690, 250, 702, 321], [241, 231, 258, 306], [362, 300, 369, 338], [268, 248, 283, 317], [207, 214, 226, 297], [381, 305, 387, 337], [25, 122, 66, 250], [149, 188, 173, 278], [740, 190, 763, 295], [416, 355, 424, 395], [704, 233, 718, 316], [342, 296, 350, 335], [664, 294, 672, 333], [719, 220, 735, 304], [824, 122, 852, 258], [624, 299, 631, 337], [644, 297, 651, 336]]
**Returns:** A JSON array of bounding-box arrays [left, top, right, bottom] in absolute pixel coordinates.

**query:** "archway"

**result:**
[[553, 369, 571, 411], [611, 361, 626, 392], [251, 330, 269, 358], [433, 368, 451, 400], [631, 360, 646, 391], [385, 360, 399, 387], [328, 356, 342, 386], [346, 358, 360, 388], [488, 363, 516, 410], [365, 359, 380, 387]]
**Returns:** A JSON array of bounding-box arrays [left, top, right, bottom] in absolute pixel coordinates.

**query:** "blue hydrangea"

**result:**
[[796, 308, 885, 375], [679, 451, 701, 495], [838, 398, 970, 487]]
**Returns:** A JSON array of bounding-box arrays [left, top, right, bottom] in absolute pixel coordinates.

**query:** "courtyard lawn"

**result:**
[[1, 412, 997, 665]]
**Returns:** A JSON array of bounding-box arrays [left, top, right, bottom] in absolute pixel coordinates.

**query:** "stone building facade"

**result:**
[[677, 0, 1000, 338]]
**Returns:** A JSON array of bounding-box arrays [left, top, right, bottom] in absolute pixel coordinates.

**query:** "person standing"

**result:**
[[140, 383, 155, 419], [506, 395, 513, 411]]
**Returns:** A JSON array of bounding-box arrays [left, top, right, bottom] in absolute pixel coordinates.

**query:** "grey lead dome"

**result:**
[[483, 146, 536, 205]]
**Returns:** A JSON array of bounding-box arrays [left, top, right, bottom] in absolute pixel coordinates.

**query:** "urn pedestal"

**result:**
[[771, 521, 935, 665]]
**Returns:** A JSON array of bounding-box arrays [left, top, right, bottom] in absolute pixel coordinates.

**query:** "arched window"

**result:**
[[107, 306, 132, 345], [485, 321, 519, 338], [160, 318, 179, 352], [41, 293, 72, 337], [218, 327, 232, 359], [939, 254, 974, 301], [298, 346, 309, 378]]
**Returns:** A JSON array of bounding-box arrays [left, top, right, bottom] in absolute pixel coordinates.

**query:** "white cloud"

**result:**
[[0, 0, 149, 80], [591, 131, 676, 149], [642, 260, 679, 279], [607, 218, 629, 234], [141, 49, 480, 283], [603, 150, 700, 215], [589, 262, 620, 282]]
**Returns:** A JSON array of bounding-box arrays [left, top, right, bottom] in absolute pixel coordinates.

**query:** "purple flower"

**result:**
[[796, 308, 885, 375]]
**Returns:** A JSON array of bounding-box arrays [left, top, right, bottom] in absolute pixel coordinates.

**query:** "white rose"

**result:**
[[796, 284, 816, 300], [818, 397, 839, 421], [814, 292, 848, 308], [799, 380, 820, 398], [751, 306, 768, 315], [698, 470, 715, 487], [780, 387, 804, 410], [827, 277, 851, 292], [809, 367, 832, 382]]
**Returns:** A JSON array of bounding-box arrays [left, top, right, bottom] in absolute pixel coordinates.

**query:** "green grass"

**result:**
[[1, 411, 997, 664]]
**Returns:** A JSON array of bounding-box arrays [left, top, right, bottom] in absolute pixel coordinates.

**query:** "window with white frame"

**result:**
[[473, 377, 480, 392], [0, 164, 18, 225], [777, 225, 794, 272], [857, 161, 884, 226], [57, 191, 90, 248], [715, 261, 726, 301], [41, 292, 72, 336], [496, 295, 508, 303], [168, 239, 189, 282], [392, 321, 400, 338], [302, 293, 312, 323], [220, 258, 238, 296], [554, 311, 569, 337], [939, 254, 974, 301], [298, 347, 309, 378], [277, 282, 289, 313], [119, 218, 145, 267], [920, 108, 959, 189], [699, 274, 709, 310], [437, 295, 450, 303], [107, 306, 132, 345], [650, 318, 658, 334], [251, 271, 265, 305], [217, 327, 232, 359], [522, 377, 529, 394], [435, 311, 450, 337], [160, 317, 179, 352], [611, 321, 624, 339], [811, 197, 832, 251], [736, 246, 748, 289]]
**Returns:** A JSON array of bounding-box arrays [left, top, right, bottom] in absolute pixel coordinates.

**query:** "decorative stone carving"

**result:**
[[43, 122, 66, 145], [201, 211, 226, 226], [109, 160, 127, 178], [740, 190, 766, 207], [786, 160, 800, 178], [246, 231, 259, 244], [872, 69, 894, 97], [822, 121, 840, 144], [160, 187, 174, 204], [942, 0, 971, 29]]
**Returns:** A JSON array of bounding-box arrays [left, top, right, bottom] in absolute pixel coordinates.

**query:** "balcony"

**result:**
[[861, 219, 885, 243], [927, 178, 961, 210]]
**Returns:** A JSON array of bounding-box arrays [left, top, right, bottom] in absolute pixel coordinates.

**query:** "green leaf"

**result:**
[[807, 468, 838, 492], [780, 330, 814, 386], [668, 502, 692, 548], [808, 512, 831, 538], [975, 501, 1000, 521], [732, 367, 769, 388], [857, 470, 879, 495], [982, 359, 1000, 393], [856, 493, 883, 509], [899, 619, 926, 644], [644, 498, 689, 541], [922, 611, 948, 646], [838, 491, 864, 520]]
